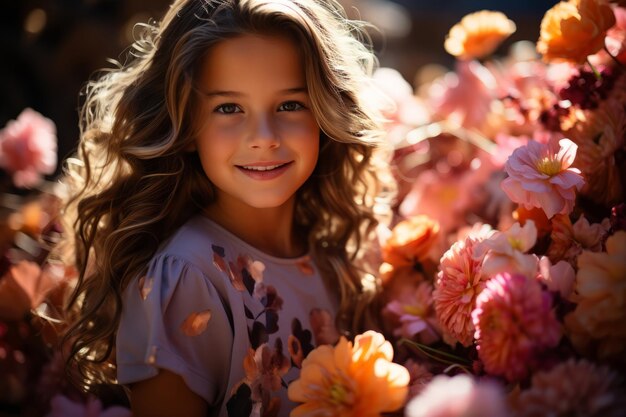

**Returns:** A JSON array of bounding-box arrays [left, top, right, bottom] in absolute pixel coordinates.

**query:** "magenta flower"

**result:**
[[501, 136, 584, 219], [0, 108, 57, 188], [472, 273, 562, 382]]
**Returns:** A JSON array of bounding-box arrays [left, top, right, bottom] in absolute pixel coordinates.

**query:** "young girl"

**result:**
[[60, 0, 393, 415]]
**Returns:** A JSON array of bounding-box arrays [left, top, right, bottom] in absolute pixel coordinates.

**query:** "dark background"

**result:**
[[0, 0, 558, 172]]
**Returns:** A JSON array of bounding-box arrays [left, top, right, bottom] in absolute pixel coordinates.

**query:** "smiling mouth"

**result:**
[[237, 162, 291, 171]]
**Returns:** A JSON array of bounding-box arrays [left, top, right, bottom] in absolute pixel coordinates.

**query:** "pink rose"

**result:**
[[0, 108, 57, 188]]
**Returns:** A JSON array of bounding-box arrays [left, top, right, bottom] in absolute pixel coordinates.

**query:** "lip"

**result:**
[[236, 161, 293, 180]]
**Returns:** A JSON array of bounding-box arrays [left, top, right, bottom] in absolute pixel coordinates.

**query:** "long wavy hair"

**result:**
[[60, 0, 394, 387]]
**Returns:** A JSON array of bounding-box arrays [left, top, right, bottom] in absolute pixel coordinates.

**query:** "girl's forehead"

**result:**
[[197, 34, 306, 91]]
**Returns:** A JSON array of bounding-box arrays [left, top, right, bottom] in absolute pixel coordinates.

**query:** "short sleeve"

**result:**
[[116, 254, 234, 406]]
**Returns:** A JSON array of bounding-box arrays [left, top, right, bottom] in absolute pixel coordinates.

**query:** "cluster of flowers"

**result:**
[[0, 110, 131, 415], [289, 0, 626, 416]]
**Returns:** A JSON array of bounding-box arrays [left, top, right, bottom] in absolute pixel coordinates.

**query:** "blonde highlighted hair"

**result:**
[[60, 0, 394, 387]]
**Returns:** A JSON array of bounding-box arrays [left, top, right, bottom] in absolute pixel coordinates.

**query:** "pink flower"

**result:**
[[429, 60, 496, 130], [405, 374, 509, 417], [511, 359, 625, 417], [474, 221, 540, 278], [537, 256, 576, 299], [0, 108, 57, 188], [434, 226, 494, 347], [472, 273, 562, 382], [46, 395, 131, 417], [501, 137, 585, 218], [384, 282, 440, 344]]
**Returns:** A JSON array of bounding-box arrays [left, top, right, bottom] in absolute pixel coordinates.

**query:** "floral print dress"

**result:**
[[116, 215, 339, 417]]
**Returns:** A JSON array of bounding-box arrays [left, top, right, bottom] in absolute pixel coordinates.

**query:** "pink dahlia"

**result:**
[[501, 136, 585, 219], [472, 273, 562, 382], [0, 108, 57, 188], [405, 374, 509, 417], [511, 359, 626, 417], [434, 226, 494, 347]]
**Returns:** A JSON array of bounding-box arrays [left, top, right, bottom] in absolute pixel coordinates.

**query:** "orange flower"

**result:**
[[537, 0, 616, 64], [382, 215, 440, 268], [288, 331, 409, 417], [444, 11, 516, 60]]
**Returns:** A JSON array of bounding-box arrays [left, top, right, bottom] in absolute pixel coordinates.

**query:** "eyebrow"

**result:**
[[202, 87, 308, 97]]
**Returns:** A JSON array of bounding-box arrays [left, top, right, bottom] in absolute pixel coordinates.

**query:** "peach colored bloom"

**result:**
[[382, 215, 440, 268], [473, 273, 562, 382], [564, 97, 625, 206], [434, 226, 495, 347], [501, 137, 585, 219], [444, 10, 516, 60], [405, 374, 509, 417], [511, 359, 625, 417], [537, 0, 616, 64], [428, 60, 496, 130], [0, 108, 57, 188], [288, 331, 409, 417], [474, 221, 539, 279], [548, 214, 611, 265], [564, 231, 626, 363], [384, 282, 440, 344], [537, 256, 576, 299]]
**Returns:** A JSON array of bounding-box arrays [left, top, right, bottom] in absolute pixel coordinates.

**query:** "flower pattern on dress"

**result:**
[[219, 248, 334, 417]]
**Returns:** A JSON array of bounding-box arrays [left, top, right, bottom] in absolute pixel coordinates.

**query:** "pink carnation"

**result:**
[[472, 273, 562, 382], [501, 137, 584, 219], [434, 226, 494, 347], [405, 374, 509, 417], [0, 108, 57, 188]]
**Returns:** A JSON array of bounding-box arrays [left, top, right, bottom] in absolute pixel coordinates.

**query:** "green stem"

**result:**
[[586, 58, 602, 81], [399, 339, 472, 365]]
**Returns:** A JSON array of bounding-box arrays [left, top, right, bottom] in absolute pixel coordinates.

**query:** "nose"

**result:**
[[248, 114, 279, 149]]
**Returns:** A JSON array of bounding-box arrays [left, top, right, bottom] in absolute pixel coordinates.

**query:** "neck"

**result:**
[[203, 198, 304, 258]]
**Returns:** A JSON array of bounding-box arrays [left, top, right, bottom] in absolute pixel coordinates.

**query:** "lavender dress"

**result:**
[[116, 215, 339, 417]]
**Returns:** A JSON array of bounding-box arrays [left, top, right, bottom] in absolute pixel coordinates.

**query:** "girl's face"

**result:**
[[194, 33, 320, 212]]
